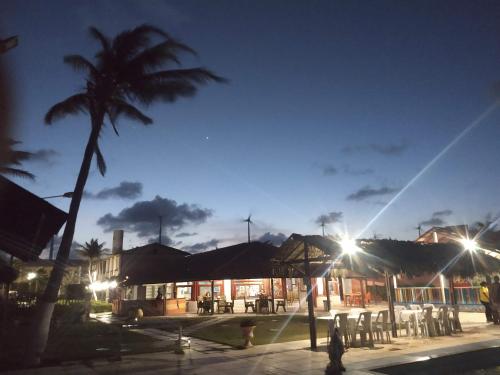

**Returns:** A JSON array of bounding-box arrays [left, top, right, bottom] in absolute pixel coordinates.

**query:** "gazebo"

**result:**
[[273, 233, 500, 349]]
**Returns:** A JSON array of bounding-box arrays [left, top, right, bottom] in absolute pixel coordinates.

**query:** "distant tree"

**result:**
[[77, 239, 106, 300], [0, 138, 34, 179], [27, 24, 225, 365]]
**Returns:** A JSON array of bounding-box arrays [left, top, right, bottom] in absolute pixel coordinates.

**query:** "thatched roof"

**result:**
[[185, 242, 281, 281], [0, 176, 67, 261], [275, 234, 500, 278], [121, 243, 190, 285]]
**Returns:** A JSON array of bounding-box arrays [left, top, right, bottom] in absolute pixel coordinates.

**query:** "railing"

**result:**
[[453, 287, 480, 305], [395, 287, 448, 304], [395, 286, 481, 305]]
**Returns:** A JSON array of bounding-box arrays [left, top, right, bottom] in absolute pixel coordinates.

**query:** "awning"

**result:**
[[0, 176, 67, 261]]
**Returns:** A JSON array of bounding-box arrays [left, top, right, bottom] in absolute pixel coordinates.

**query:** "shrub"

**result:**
[[91, 300, 112, 313]]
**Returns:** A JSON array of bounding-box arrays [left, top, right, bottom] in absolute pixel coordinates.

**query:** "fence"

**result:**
[[395, 286, 481, 305]]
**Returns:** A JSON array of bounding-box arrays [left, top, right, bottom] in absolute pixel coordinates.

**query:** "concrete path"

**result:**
[[5, 321, 500, 374]]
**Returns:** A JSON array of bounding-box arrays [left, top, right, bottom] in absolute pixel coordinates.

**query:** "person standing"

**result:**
[[489, 276, 500, 325], [479, 281, 493, 322]]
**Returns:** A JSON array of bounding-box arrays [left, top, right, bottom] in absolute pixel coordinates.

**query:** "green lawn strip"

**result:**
[[189, 315, 328, 347]]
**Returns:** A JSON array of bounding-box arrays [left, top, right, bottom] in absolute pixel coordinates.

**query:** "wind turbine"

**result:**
[[243, 215, 253, 243], [415, 224, 422, 237]]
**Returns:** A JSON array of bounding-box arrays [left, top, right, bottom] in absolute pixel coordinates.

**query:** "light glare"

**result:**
[[340, 238, 360, 255], [460, 238, 477, 252], [27, 272, 37, 281]]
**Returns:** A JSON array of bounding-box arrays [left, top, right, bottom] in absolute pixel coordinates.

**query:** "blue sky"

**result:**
[[3, 0, 500, 253]]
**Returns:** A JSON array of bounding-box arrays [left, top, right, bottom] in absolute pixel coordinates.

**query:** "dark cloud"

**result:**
[[175, 232, 198, 238], [432, 209, 453, 217], [315, 212, 343, 225], [97, 195, 213, 238], [343, 165, 374, 176], [40, 235, 81, 259], [418, 217, 445, 227], [346, 186, 399, 201], [27, 149, 59, 165], [342, 142, 409, 156], [184, 239, 219, 253], [322, 164, 338, 176], [147, 235, 175, 246], [257, 232, 287, 246], [85, 181, 142, 200], [419, 209, 453, 227]]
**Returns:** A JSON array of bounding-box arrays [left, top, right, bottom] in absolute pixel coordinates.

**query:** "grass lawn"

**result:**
[[190, 315, 328, 347], [0, 320, 168, 370]]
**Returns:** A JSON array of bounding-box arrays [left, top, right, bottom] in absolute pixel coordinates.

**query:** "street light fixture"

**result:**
[[27, 272, 37, 281], [41, 192, 73, 200]]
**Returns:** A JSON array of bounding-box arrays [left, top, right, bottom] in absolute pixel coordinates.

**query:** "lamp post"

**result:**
[[42, 192, 73, 260]]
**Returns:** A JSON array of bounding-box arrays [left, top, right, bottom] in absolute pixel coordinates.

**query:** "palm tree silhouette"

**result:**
[[77, 239, 106, 300], [28, 24, 224, 364], [0, 138, 34, 179]]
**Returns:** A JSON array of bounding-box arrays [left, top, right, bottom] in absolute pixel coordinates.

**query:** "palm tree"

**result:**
[[0, 138, 35, 179], [77, 239, 106, 300], [27, 24, 224, 365]]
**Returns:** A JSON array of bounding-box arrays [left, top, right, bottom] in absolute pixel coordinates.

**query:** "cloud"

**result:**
[[85, 181, 143, 200], [342, 142, 409, 156], [343, 165, 374, 176], [175, 232, 198, 238], [322, 164, 338, 176], [432, 209, 453, 217], [97, 195, 213, 238], [27, 149, 59, 165], [347, 186, 399, 201], [315, 212, 343, 225], [257, 232, 287, 246], [147, 235, 175, 246], [40, 235, 81, 259], [419, 209, 453, 227], [183, 239, 219, 253]]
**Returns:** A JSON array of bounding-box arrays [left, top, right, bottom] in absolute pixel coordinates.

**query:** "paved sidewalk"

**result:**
[[5, 322, 500, 374]]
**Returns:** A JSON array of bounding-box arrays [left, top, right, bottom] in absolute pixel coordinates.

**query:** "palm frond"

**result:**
[[94, 142, 107, 176], [89, 27, 111, 52], [144, 68, 227, 84], [128, 80, 197, 105], [45, 93, 89, 124], [0, 167, 35, 179], [108, 99, 153, 125], [64, 55, 98, 76]]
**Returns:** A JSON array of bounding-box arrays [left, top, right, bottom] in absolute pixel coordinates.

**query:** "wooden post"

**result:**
[[384, 271, 397, 338], [210, 280, 215, 315], [270, 278, 276, 313], [304, 241, 317, 350], [338, 277, 344, 302], [324, 276, 331, 311], [448, 277, 455, 305], [360, 278, 366, 308]]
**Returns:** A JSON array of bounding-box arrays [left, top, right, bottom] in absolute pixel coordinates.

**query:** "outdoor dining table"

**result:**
[[255, 298, 273, 313]]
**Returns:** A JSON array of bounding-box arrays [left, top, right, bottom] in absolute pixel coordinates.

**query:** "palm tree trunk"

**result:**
[[26, 111, 103, 366]]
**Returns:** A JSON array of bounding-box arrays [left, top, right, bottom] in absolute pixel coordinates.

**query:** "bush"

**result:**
[[91, 300, 112, 313]]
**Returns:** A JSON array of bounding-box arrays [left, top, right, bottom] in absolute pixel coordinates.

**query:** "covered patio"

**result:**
[[273, 233, 500, 349]]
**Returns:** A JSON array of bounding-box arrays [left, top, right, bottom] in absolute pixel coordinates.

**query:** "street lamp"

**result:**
[[41, 192, 73, 260], [41, 192, 73, 199]]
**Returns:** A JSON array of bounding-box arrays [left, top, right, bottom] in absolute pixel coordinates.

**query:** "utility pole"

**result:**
[[320, 221, 325, 237]]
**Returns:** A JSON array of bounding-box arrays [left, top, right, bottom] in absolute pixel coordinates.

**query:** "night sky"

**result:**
[[3, 1, 500, 254]]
